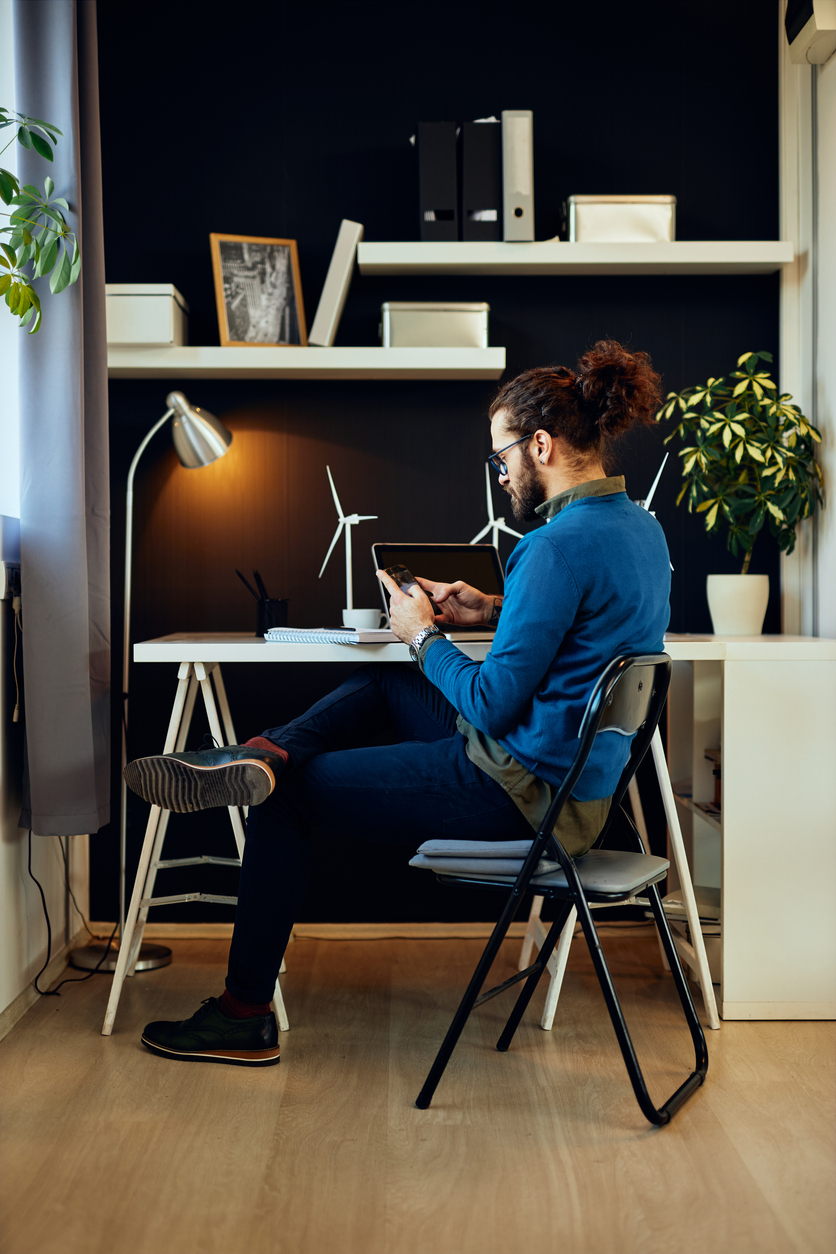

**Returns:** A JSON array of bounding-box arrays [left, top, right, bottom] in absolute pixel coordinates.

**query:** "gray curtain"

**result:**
[[14, 0, 110, 836]]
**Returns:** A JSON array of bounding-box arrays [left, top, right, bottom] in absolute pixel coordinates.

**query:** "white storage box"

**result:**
[[568, 195, 676, 243], [105, 283, 189, 346], [380, 301, 489, 348]]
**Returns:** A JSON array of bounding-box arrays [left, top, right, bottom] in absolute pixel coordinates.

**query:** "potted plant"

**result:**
[[656, 351, 824, 634], [0, 106, 80, 333]]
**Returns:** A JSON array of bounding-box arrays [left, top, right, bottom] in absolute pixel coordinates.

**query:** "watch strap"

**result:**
[[409, 624, 442, 661]]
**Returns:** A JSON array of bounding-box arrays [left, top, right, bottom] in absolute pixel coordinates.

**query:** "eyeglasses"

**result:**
[[487, 434, 530, 476]]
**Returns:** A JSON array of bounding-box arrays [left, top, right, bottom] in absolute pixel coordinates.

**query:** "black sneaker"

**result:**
[[141, 998, 280, 1066], [124, 745, 279, 813]]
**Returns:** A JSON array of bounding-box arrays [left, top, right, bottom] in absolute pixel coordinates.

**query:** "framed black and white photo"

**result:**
[[210, 233, 307, 347]]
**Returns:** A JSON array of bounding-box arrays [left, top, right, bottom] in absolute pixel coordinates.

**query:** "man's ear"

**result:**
[[534, 429, 552, 465]]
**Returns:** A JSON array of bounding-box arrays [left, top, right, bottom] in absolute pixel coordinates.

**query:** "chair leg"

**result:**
[[415, 891, 522, 1109], [573, 888, 707, 1125], [496, 899, 575, 1051]]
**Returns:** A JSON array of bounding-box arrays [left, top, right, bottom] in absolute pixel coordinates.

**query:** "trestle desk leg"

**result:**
[[539, 904, 578, 1031], [195, 663, 247, 860], [519, 895, 543, 970], [127, 670, 200, 976], [195, 663, 289, 1031], [651, 728, 720, 1030], [103, 804, 163, 1035]]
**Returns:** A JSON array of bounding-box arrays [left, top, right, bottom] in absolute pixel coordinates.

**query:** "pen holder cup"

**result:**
[[256, 599, 289, 636]]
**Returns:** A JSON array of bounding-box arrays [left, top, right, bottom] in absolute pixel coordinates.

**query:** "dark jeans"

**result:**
[[225, 663, 532, 1003]]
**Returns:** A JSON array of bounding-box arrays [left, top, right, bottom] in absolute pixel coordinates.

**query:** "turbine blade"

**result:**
[[485, 464, 496, 522], [318, 520, 344, 578], [326, 465, 345, 520], [643, 452, 669, 512], [498, 519, 524, 539], [470, 521, 492, 544]]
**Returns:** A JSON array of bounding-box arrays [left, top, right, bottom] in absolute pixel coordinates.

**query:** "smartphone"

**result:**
[[384, 565, 440, 614]]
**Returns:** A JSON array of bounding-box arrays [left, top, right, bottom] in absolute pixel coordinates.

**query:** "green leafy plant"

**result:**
[[656, 351, 824, 574], [0, 107, 81, 333]]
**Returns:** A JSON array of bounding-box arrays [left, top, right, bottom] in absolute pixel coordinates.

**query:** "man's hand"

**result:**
[[376, 569, 436, 645], [415, 577, 500, 627]]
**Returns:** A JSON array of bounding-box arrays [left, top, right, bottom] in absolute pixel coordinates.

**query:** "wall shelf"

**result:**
[[107, 346, 506, 381], [357, 240, 794, 277]]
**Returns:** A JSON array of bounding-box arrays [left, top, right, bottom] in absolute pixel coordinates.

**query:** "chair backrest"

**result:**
[[538, 654, 671, 852]]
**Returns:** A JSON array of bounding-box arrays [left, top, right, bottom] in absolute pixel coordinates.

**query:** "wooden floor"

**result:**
[[1, 931, 834, 1254]]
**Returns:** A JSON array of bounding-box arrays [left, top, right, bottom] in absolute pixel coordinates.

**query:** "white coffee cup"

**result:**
[[342, 608, 387, 630]]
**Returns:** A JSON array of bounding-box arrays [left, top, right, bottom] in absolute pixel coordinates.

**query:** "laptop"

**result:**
[[371, 542, 505, 641]]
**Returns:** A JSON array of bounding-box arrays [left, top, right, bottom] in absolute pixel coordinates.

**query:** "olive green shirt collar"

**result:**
[[535, 476, 626, 522]]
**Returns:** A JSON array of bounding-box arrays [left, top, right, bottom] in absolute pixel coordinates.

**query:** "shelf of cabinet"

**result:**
[[106, 346, 506, 381], [672, 781, 722, 833], [357, 240, 793, 277]]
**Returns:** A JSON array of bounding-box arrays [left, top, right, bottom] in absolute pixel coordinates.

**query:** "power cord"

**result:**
[[28, 831, 118, 996]]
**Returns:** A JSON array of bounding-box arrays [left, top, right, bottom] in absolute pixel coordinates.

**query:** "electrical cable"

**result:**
[[27, 831, 118, 996], [58, 837, 100, 940]]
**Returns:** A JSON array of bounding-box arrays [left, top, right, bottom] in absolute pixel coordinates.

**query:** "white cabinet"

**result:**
[[665, 634, 836, 1020]]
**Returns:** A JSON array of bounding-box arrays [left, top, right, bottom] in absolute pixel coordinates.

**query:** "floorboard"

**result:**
[[1, 934, 833, 1254]]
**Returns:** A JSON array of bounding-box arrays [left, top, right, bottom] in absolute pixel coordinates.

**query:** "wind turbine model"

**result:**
[[470, 463, 524, 547], [639, 452, 674, 571], [640, 451, 668, 514], [318, 465, 377, 610]]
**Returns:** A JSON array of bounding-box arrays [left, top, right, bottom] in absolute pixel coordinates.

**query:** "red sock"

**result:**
[[219, 988, 272, 1019], [243, 736, 289, 765]]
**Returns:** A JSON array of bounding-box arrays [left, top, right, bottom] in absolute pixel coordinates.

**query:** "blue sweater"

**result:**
[[423, 490, 671, 800]]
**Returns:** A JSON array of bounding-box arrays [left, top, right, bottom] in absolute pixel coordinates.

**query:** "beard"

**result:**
[[505, 447, 547, 522]]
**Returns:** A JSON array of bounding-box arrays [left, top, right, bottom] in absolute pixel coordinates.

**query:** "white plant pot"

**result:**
[[706, 574, 769, 636]]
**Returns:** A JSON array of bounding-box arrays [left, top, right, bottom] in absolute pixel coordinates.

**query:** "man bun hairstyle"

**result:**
[[490, 340, 662, 458]]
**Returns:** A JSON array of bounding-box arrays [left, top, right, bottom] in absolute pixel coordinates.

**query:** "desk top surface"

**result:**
[[133, 632, 836, 664]]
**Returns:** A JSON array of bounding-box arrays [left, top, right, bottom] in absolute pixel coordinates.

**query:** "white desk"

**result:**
[[129, 631, 836, 1022]]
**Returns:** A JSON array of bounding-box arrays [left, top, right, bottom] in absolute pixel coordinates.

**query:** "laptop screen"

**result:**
[[371, 542, 505, 623]]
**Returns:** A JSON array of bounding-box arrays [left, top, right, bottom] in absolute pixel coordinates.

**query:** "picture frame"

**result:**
[[210, 233, 307, 347]]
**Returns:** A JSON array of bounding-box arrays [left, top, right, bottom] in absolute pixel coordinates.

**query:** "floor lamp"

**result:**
[[71, 392, 233, 972]]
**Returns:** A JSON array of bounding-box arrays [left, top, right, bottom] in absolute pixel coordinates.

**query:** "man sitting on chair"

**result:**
[[124, 339, 671, 1067]]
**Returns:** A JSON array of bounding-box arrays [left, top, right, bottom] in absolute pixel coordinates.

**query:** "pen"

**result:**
[[235, 569, 260, 600], [253, 569, 269, 599]]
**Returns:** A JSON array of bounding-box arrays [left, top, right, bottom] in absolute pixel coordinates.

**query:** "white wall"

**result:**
[[815, 53, 836, 637], [779, 3, 836, 638], [0, 0, 88, 1026]]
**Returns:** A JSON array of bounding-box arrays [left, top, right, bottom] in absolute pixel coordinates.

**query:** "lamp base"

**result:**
[[69, 940, 173, 973]]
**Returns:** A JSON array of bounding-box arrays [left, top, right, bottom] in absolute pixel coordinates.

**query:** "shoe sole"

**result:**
[[141, 1035, 281, 1066], [124, 757, 275, 813]]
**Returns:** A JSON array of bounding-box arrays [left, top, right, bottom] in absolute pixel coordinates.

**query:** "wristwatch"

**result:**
[[409, 624, 442, 662]]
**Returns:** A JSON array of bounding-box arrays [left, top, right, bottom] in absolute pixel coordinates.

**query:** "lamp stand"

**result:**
[[70, 394, 232, 979], [70, 410, 175, 975], [68, 939, 171, 973]]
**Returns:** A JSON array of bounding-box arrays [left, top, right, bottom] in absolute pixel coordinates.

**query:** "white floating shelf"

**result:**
[[357, 240, 794, 277], [107, 346, 505, 381]]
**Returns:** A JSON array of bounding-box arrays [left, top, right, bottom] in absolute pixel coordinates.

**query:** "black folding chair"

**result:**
[[410, 653, 708, 1126]]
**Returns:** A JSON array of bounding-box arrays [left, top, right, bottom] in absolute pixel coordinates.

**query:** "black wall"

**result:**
[[91, 0, 780, 922]]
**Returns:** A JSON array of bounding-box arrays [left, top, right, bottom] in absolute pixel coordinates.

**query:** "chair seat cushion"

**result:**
[[410, 843, 670, 895]]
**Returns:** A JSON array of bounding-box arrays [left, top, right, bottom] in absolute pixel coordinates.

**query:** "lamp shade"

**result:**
[[168, 391, 232, 468]]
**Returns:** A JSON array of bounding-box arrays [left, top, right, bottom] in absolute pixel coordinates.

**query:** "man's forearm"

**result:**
[[488, 597, 503, 626]]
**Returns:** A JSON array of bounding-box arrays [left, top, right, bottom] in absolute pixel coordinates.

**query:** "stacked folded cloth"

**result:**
[[409, 839, 559, 882], [410, 840, 671, 894]]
